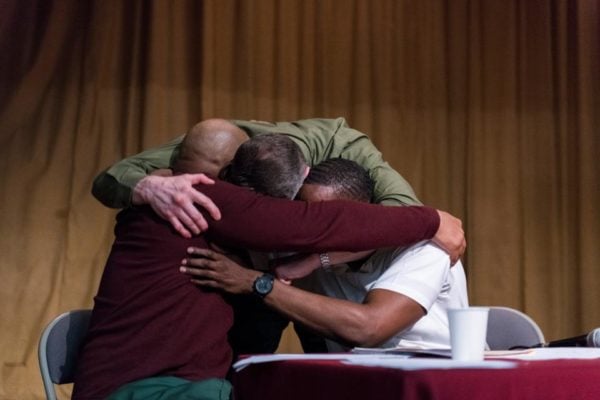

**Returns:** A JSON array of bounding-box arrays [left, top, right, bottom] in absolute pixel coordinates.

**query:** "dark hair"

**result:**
[[220, 134, 307, 199], [304, 158, 374, 203]]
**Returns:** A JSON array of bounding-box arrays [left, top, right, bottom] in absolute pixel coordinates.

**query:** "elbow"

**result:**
[[91, 172, 128, 209], [356, 324, 389, 348], [91, 172, 111, 206], [340, 311, 388, 348]]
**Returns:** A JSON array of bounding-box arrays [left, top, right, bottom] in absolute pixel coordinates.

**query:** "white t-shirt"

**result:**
[[299, 241, 468, 351]]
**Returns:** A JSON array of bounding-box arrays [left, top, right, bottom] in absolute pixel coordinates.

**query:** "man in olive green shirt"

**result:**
[[93, 117, 423, 240]]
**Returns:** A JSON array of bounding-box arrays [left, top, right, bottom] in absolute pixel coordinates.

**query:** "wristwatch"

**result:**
[[253, 273, 275, 299], [319, 253, 332, 271]]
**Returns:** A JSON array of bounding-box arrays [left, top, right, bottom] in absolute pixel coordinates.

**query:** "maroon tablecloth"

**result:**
[[232, 358, 600, 400]]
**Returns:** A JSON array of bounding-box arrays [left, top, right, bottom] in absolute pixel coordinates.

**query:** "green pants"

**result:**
[[106, 376, 232, 400]]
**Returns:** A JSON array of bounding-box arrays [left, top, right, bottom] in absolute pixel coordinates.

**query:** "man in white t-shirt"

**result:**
[[289, 158, 468, 351], [182, 158, 468, 350], [298, 242, 468, 351]]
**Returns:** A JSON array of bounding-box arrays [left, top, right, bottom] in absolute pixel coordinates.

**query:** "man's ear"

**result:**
[[302, 165, 310, 179], [218, 163, 233, 180]]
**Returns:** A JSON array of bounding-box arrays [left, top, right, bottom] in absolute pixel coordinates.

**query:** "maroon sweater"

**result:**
[[72, 180, 438, 399]]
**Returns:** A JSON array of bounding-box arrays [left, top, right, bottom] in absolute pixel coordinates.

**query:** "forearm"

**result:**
[[190, 261, 375, 346], [264, 282, 425, 347], [259, 279, 377, 347], [273, 251, 375, 280], [204, 182, 439, 254], [183, 236, 428, 348], [324, 250, 375, 266], [91, 135, 183, 208]]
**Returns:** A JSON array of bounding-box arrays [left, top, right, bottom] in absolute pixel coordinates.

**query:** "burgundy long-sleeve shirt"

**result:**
[[72, 180, 438, 399]]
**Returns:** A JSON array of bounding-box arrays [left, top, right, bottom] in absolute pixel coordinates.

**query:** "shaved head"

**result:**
[[173, 119, 249, 177]]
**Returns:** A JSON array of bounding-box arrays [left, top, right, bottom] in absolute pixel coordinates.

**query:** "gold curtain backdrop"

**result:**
[[0, 0, 598, 398]]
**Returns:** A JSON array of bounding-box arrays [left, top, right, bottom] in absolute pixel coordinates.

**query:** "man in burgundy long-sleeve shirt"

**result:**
[[72, 133, 456, 399]]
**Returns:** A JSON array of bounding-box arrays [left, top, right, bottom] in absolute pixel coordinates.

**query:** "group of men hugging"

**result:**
[[74, 118, 467, 399]]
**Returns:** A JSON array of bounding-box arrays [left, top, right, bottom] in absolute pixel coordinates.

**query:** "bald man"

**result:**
[[172, 120, 249, 178]]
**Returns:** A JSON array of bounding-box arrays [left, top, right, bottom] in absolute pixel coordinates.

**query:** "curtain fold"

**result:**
[[0, 1, 598, 398]]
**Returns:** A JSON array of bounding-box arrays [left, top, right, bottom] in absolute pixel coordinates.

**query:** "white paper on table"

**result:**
[[352, 346, 452, 357], [352, 347, 533, 359], [485, 347, 600, 360], [342, 357, 516, 370], [232, 353, 410, 371], [232, 353, 515, 372]]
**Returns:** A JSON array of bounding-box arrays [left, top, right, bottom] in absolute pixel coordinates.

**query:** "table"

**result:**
[[232, 357, 600, 400]]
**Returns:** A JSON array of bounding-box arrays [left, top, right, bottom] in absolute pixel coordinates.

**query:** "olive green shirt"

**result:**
[[92, 118, 421, 208]]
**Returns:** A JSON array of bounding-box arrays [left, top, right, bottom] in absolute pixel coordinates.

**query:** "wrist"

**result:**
[[132, 175, 161, 205], [252, 273, 275, 299], [132, 176, 151, 205], [245, 270, 262, 294]]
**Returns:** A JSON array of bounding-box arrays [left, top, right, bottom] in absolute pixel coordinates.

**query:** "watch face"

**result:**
[[254, 274, 274, 297]]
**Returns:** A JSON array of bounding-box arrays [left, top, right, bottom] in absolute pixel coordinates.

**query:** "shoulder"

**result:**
[[367, 243, 451, 310], [368, 242, 451, 284]]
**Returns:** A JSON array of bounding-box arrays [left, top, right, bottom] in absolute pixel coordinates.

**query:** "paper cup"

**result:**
[[448, 307, 489, 361]]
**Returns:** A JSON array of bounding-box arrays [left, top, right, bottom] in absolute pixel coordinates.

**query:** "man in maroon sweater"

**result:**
[[73, 132, 460, 400]]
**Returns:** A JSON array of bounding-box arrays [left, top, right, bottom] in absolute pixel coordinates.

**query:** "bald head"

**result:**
[[173, 119, 249, 177]]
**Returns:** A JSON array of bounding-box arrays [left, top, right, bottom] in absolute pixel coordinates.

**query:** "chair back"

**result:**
[[486, 306, 545, 350], [38, 309, 92, 400]]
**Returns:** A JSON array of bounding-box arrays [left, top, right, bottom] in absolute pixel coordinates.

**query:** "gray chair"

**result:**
[[38, 309, 92, 400], [486, 306, 545, 350]]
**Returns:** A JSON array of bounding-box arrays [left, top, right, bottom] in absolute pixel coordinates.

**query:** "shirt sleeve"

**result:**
[[201, 180, 438, 253], [368, 243, 451, 312], [235, 118, 422, 206], [91, 120, 281, 209], [328, 120, 421, 206], [91, 118, 420, 208], [91, 135, 184, 208]]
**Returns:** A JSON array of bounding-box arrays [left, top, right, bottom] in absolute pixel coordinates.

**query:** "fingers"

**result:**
[[209, 242, 227, 254], [273, 268, 287, 280], [186, 247, 219, 260], [182, 256, 216, 269], [450, 253, 460, 265], [138, 174, 222, 237], [273, 268, 301, 281], [458, 238, 467, 262], [273, 266, 295, 281], [190, 190, 221, 221], [161, 200, 198, 236], [168, 185, 220, 234], [187, 173, 215, 186], [185, 173, 219, 221], [172, 193, 207, 233], [180, 265, 214, 278], [190, 279, 219, 288], [167, 215, 192, 239], [183, 265, 221, 290], [449, 234, 467, 266], [433, 210, 467, 264]]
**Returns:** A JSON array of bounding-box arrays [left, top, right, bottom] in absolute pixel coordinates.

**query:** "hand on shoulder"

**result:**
[[132, 174, 221, 238], [431, 210, 466, 265]]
